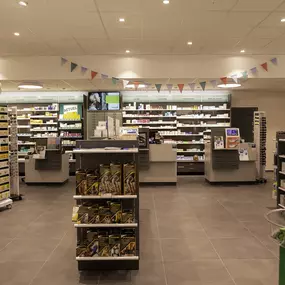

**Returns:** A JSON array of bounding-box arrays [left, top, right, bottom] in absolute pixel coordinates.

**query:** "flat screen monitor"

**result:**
[[88, 92, 121, 111]]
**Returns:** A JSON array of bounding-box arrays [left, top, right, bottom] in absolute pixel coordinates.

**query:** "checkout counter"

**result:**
[[138, 128, 177, 184], [205, 127, 257, 183]]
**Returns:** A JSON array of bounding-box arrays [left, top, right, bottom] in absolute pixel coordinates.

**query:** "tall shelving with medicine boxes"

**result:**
[[276, 132, 285, 209], [72, 140, 139, 271], [0, 105, 11, 205], [122, 92, 231, 174]]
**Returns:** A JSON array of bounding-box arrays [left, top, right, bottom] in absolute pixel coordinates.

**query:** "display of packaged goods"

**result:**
[[99, 206, 112, 224], [109, 202, 122, 223], [110, 164, 122, 195], [86, 173, 99, 195], [0, 130, 8, 136], [0, 107, 7, 113], [109, 231, 121, 257], [0, 183, 9, 191], [122, 209, 135, 224], [30, 120, 43, 124], [0, 138, 8, 144], [76, 170, 87, 195], [0, 115, 8, 120], [0, 190, 9, 200], [120, 229, 136, 256], [0, 122, 8, 128], [0, 153, 9, 160], [0, 146, 8, 151], [0, 161, 8, 168], [123, 163, 136, 195], [0, 168, 9, 176], [0, 176, 9, 184], [98, 232, 110, 257], [99, 165, 112, 195]]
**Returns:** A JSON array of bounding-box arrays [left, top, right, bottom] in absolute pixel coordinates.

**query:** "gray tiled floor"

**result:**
[[0, 176, 280, 285]]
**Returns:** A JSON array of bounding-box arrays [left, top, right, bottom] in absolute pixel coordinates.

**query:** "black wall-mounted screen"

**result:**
[[88, 92, 121, 111]]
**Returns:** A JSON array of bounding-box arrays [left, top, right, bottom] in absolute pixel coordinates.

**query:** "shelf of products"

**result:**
[[123, 100, 231, 174], [276, 132, 285, 209], [73, 140, 139, 271]]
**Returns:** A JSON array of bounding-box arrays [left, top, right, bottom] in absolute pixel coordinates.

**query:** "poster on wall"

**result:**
[[59, 103, 82, 120]]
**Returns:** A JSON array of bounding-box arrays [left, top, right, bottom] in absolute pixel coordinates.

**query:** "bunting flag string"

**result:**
[[155, 84, 162, 93], [261, 62, 268, 72], [71, 62, 78, 72], [60, 57, 278, 93], [166, 84, 173, 93], [189, 83, 195, 92], [200, 81, 206, 91], [81, 66, 88, 74], [61, 57, 68, 65], [91, 71, 98, 80], [178, 83, 184, 93]]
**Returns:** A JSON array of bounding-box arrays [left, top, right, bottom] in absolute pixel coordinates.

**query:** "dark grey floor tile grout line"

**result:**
[[152, 193, 169, 285], [216, 199, 279, 259]]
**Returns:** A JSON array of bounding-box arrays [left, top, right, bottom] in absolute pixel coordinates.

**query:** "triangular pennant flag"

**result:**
[[189, 83, 195, 92], [231, 74, 238, 83], [155, 84, 162, 93], [81, 66, 88, 74], [261, 62, 268, 72], [270, 57, 277, 65], [123, 80, 129, 89], [112, 77, 119, 85], [177, 84, 184, 93], [200, 81, 206, 91], [210, 80, 217, 88], [91, 71, 98, 80], [134, 82, 140, 90], [145, 83, 151, 91], [61, 57, 68, 65], [220, 77, 227, 85], [166, 84, 173, 93], [242, 71, 248, 79], [71, 62, 78, 72], [101, 74, 108, 80], [250, 67, 257, 75]]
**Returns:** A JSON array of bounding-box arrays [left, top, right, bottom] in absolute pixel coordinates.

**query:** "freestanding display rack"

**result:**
[[9, 107, 20, 200], [254, 111, 267, 183], [73, 140, 139, 271], [276, 132, 285, 209], [0, 105, 12, 209]]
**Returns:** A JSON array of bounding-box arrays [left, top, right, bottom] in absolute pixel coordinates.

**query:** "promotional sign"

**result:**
[[59, 103, 82, 120]]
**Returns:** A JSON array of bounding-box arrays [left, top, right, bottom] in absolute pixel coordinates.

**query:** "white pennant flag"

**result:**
[[231, 74, 238, 83], [123, 80, 129, 89]]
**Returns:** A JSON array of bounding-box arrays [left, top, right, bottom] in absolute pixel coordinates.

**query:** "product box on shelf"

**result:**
[[109, 230, 121, 257], [123, 163, 136, 195], [99, 231, 110, 257], [110, 202, 122, 223], [110, 164, 122, 195], [86, 172, 99, 195], [99, 165, 112, 195], [76, 170, 87, 195], [120, 229, 136, 256]]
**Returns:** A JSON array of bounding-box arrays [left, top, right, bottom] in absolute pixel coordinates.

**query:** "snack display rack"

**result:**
[[73, 140, 139, 271], [0, 105, 12, 209]]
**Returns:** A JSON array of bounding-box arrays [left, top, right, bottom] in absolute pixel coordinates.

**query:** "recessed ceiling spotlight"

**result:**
[[18, 1, 28, 6], [187, 41, 193, 45], [240, 49, 245, 53], [119, 18, 125, 22], [217, 83, 241, 88], [14, 32, 20, 36], [126, 50, 130, 53], [281, 18, 285, 22], [18, 82, 43, 89], [163, 0, 170, 4]]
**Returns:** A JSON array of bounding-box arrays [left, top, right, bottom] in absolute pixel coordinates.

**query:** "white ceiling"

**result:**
[[2, 78, 285, 91], [1, 0, 285, 56]]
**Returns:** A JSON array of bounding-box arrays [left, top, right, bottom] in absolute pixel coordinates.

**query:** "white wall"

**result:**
[[232, 90, 285, 170]]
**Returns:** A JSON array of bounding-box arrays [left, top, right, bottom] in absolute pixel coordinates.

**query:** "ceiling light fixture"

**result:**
[[281, 18, 285, 22], [217, 83, 241, 88], [18, 82, 43, 90], [126, 50, 130, 53], [126, 84, 146, 89], [14, 32, 20, 36], [187, 41, 193, 45], [18, 1, 28, 6], [163, 0, 170, 4], [119, 18, 125, 22], [240, 49, 245, 53]]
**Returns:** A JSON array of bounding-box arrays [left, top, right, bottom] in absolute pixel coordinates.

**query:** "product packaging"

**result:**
[[122, 209, 135, 224], [99, 206, 112, 224], [99, 231, 110, 257], [88, 205, 100, 224], [86, 173, 99, 195], [76, 169, 87, 195], [120, 229, 136, 256], [123, 163, 136, 195], [109, 230, 121, 257], [109, 202, 122, 223], [110, 164, 122, 195], [99, 165, 112, 195]]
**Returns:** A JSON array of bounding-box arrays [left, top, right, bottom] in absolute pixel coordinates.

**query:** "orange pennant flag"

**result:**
[[91, 71, 98, 80], [220, 77, 227, 85], [134, 82, 140, 90], [261, 62, 268, 72], [177, 84, 184, 93]]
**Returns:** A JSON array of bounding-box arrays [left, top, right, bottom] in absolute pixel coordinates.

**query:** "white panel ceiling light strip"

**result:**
[[0, 92, 87, 104]]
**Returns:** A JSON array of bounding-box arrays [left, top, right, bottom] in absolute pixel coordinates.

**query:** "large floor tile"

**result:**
[[0, 261, 44, 285], [224, 259, 278, 285], [211, 237, 276, 259], [0, 238, 60, 262], [99, 271, 132, 285], [164, 259, 233, 285], [161, 235, 218, 261], [140, 238, 162, 261], [139, 209, 159, 238]]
